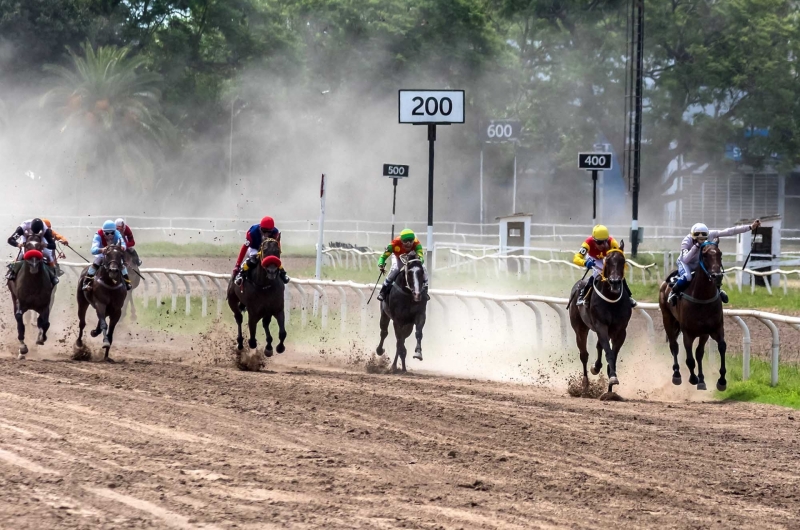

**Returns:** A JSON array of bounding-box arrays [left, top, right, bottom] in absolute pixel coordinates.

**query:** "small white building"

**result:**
[[735, 214, 781, 287], [496, 213, 533, 272]]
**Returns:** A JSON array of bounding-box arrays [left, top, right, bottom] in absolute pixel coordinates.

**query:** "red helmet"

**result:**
[[259, 216, 275, 230]]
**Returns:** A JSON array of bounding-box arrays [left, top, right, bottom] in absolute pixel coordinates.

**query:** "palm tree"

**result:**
[[41, 41, 174, 191]]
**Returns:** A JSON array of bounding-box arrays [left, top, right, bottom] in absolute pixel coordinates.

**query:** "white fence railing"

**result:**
[[48, 261, 798, 386]]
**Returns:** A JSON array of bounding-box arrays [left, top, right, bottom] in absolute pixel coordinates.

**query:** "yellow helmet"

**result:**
[[592, 225, 610, 241]]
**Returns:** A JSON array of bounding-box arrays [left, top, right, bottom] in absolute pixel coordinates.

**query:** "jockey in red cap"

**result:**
[[233, 216, 289, 285]]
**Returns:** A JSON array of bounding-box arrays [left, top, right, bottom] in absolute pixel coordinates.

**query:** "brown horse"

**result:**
[[659, 241, 727, 391], [7, 234, 54, 359], [75, 245, 128, 362], [227, 238, 286, 357], [568, 244, 633, 395]]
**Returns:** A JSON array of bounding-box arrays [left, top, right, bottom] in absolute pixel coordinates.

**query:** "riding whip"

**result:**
[[64, 243, 91, 263], [367, 269, 385, 304], [741, 225, 759, 272]]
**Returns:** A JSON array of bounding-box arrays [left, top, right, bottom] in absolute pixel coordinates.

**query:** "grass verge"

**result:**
[[716, 355, 800, 409]]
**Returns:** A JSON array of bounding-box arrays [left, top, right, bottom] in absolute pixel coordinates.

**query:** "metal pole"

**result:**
[[512, 142, 518, 213], [391, 177, 398, 240], [228, 98, 235, 214], [631, 0, 645, 257], [315, 174, 326, 281], [427, 124, 436, 280], [592, 170, 598, 225], [479, 146, 484, 224]]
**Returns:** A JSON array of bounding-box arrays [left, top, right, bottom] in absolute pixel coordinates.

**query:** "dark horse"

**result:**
[[568, 244, 633, 395], [659, 241, 727, 391], [376, 251, 427, 372], [75, 245, 128, 361], [227, 238, 286, 357], [7, 234, 54, 360]]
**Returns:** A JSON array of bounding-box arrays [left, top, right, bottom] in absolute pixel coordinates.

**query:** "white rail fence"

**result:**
[[46, 261, 799, 386]]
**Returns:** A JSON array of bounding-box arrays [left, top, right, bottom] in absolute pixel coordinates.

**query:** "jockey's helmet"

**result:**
[[592, 225, 610, 242], [102, 220, 116, 236], [260, 216, 275, 231], [31, 218, 44, 234], [691, 223, 709, 241], [115, 218, 126, 230], [400, 229, 416, 242]]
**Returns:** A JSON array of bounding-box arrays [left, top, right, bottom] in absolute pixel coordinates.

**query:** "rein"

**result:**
[[593, 248, 625, 304], [698, 241, 722, 279]]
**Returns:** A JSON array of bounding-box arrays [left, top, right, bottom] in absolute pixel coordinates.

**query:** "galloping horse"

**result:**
[[227, 238, 286, 357], [568, 243, 633, 395], [659, 241, 727, 391], [7, 234, 55, 359], [75, 245, 128, 361], [376, 251, 427, 372]]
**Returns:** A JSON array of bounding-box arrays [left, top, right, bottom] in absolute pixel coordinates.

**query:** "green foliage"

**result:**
[[717, 356, 800, 409]]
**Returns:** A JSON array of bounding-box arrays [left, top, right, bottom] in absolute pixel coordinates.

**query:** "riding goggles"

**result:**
[[593, 238, 609, 245], [104, 231, 115, 237], [693, 231, 709, 239]]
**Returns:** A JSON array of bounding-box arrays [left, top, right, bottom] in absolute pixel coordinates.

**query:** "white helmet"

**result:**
[[691, 222, 709, 240], [115, 218, 125, 230]]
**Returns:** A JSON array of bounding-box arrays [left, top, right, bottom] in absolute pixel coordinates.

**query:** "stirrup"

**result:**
[[719, 290, 729, 304], [576, 296, 586, 306], [668, 292, 678, 307], [629, 298, 637, 308], [82, 277, 94, 291], [234, 273, 244, 286]]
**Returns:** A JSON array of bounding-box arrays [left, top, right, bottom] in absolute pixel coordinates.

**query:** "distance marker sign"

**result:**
[[398, 90, 465, 124], [481, 120, 521, 143], [383, 164, 409, 178], [578, 152, 613, 170]]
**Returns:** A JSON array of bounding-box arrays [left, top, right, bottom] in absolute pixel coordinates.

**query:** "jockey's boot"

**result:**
[[576, 276, 594, 306], [83, 268, 96, 291], [668, 277, 690, 307], [5, 263, 17, 281], [47, 264, 59, 285], [376, 280, 392, 302], [123, 274, 132, 291], [719, 290, 729, 303], [279, 268, 290, 284], [623, 279, 637, 308]]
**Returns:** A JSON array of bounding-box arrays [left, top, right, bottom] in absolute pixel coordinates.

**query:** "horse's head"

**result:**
[[701, 241, 724, 287], [602, 241, 626, 296], [103, 245, 125, 282], [260, 255, 281, 282], [22, 249, 43, 274], [24, 233, 44, 254], [260, 238, 281, 259], [400, 251, 425, 303]]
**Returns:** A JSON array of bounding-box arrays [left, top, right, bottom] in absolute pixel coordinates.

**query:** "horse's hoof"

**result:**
[[590, 366, 600, 376], [608, 376, 619, 386], [689, 374, 698, 385], [264, 349, 273, 358], [716, 382, 727, 392], [248, 339, 257, 350], [376, 347, 384, 356], [413, 353, 422, 361], [104, 357, 115, 364], [672, 375, 682, 386], [90, 330, 100, 338], [276, 344, 285, 354], [36, 339, 44, 346], [103, 340, 111, 348], [600, 391, 624, 402], [237, 340, 243, 351], [18, 344, 28, 355], [697, 382, 707, 391], [17, 353, 26, 361]]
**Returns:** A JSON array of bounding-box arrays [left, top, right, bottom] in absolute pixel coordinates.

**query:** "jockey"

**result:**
[[573, 225, 636, 307], [233, 216, 289, 285], [5, 218, 58, 285], [668, 219, 760, 306], [83, 220, 131, 291], [115, 218, 142, 266], [376, 228, 428, 302]]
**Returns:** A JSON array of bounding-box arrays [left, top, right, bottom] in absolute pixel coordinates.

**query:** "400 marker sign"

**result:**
[[398, 90, 465, 124], [578, 152, 613, 170]]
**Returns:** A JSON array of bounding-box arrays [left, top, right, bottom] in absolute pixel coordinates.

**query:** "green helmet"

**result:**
[[399, 229, 416, 242]]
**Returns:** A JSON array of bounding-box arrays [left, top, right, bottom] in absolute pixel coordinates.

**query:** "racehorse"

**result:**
[[659, 241, 727, 391], [7, 234, 55, 360], [75, 245, 128, 361], [568, 243, 632, 396], [227, 238, 286, 357], [376, 251, 427, 373]]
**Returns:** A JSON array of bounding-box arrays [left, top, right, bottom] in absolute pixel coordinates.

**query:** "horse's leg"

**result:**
[[36, 309, 51, 345], [391, 320, 406, 372], [76, 293, 88, 348], [104, 308, 121, 362], [608, 329, 627, 393], [15, 310, 27, 359], [694, 334, 710, 390], [376, 310, 390, 356], [247, 313, 259, 350], [591, 339, 603, 376], [710, 328, 727, 391], [275, 310, 287, 354], [594, 324, 618, 388], [90, 303, 106, 338], [682, 332, 698, 385], [662, 309, 682, 385], [263, 315, 273, 357], [573, 323, 590, 391], [413, 311, 426, 361]]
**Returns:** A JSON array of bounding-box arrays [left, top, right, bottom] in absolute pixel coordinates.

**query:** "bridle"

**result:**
[[698, 241, 723, 281], [400, 255, 423, 295], [594, 248, 626, 304]]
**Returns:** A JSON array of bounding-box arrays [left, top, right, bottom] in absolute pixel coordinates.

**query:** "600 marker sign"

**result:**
[[383, 164, 409, 178], [578, 152, 613, 170], [398, 90, 465, 124]]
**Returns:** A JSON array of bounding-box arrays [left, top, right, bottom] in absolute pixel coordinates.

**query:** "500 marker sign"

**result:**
[[383, 164, 409, 178], [398, 90, 465, 124], [578, 152, 613, 170]]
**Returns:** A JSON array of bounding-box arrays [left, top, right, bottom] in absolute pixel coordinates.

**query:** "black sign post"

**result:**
[[578, 152, 613, 226], [382, 164, 410, 239]]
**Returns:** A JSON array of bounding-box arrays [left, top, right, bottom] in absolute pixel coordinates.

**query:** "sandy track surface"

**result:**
[[0, 353, 798, 529]]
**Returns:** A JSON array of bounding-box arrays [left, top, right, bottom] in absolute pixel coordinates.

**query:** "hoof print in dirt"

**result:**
[[567, 373, 607, 399], [71, 343, 92, 362], [600, 391, 624, 402], [365, 354, 390, 374]]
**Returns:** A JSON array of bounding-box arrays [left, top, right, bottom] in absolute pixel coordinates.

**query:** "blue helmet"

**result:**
[[102, 220, 116, 232]]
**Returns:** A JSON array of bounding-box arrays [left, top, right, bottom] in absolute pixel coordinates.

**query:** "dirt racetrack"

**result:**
[[1, 348, 799, 529]]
